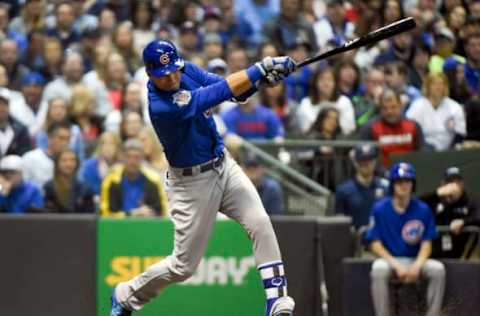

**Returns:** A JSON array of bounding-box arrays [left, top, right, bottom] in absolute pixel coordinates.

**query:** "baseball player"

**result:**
[[366, 162, 445, 316], [109, 40, 296, 316]]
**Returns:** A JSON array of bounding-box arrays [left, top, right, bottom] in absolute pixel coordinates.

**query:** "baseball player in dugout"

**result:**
[[109, 40, 296, 316], [365, 162, 446, 316]]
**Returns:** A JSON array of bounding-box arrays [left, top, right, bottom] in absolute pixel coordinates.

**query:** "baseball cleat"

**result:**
[[267, 296, 295, 316], [110, 287, 132, 316]]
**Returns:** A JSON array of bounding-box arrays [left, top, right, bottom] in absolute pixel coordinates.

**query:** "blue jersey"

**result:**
[[0, 181, 43, 213], [222, 104, 284, 140], [148, 62, 234, 167], [335, 177, 389, 228], [365, 196, 437, 257]]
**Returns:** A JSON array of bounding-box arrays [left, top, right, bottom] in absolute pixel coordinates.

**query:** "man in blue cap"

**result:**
[[335, 144, 389, 229], [109, 40, 297, 316]]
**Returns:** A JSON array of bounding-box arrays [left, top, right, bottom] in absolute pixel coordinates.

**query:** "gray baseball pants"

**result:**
[[370, 258, 446, 316], [116, 152, 282, 311]]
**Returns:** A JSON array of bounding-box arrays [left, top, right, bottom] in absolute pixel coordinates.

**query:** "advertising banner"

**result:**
[[97, 218, 264, 316]]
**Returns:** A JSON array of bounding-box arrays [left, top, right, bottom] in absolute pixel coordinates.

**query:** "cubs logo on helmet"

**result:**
[[401, 219, 424, 245], [143, 40, 184, 77]]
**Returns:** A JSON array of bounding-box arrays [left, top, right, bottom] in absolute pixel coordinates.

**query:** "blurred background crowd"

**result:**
[[0, 0, 479, 225]]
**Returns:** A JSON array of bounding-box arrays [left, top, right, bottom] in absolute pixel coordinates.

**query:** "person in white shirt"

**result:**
[[296, 66, 355, 135], [406, 72, 466, 151], [22, 121, 71, 189], [9, 72, 48, 136]]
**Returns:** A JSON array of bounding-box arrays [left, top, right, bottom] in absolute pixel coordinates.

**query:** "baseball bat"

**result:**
[[297, 17, 416, 68]]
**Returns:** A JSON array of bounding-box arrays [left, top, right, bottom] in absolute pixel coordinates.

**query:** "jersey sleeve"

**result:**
[[187, 62, 224, 86], [365, 206, 381, 242], [149, 80, 234, 120]]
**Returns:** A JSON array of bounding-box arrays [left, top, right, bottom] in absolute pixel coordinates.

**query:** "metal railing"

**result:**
[[240, 139, 379, 215]]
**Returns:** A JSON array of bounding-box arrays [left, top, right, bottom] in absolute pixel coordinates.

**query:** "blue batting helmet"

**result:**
[[389, 162, 416, 191], [142, 40, 184, 77]]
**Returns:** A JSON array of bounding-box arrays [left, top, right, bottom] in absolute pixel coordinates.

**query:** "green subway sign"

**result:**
[[97, 218, 265, 316]]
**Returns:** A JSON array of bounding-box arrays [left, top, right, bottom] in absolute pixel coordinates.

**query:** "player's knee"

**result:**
[[169, 258, 198, 281], [425, 261, 445, 279], [370, 260, 391, 279]]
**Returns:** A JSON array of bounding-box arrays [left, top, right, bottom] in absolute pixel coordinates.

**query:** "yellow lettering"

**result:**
[[106, 256, 133, 286]]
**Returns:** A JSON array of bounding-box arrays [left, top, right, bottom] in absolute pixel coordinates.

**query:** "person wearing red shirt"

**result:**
[[359, 88, 426, 167]]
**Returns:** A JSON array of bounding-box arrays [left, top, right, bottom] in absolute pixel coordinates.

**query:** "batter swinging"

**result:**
[[109, 40, 296, 316]]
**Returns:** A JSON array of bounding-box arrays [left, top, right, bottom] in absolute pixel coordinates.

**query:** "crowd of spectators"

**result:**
[[0, 0, 479, 219]]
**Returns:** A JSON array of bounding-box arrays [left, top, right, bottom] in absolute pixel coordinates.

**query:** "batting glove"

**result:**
[[255, 56, 297, 85]]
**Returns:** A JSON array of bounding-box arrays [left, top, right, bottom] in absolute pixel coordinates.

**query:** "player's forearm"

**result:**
[[371, 240, 400, 267], [226, 65, 263, 97], [413, 241, 431, 267]]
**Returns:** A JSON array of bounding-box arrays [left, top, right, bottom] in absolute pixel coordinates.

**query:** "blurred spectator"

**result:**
[[283, 37, 312, 102], [443, 56, 470, 104], [203, 5, 222, 35], [234, 0, 279, 47], [446, 5, 467, 38], [9, 0, 47, 35], [35, 97, 85, 163], [222, 98, 284, 141], [359, 88, 425, 167], [203, 32, 224, 61], [335, 59, 361, 99], [407, 72, 466, 150], [93, 51, 130, 110], [20, 28, 45, 73], [9, 72, 47, 135], [383, 61, 421, 109], [42, 50, 84, 103], [469, 1, 480, 19], [100, 139, 168, 217], [304, 106, 343, 190], [259, 81, 300, 134], [112, 21, 142, 75], [242, 152, 284, 215], [313, 0, 354, 50], [464, 99, 480, 141], [335, 144, 389, 229], [80, 131, 121, 198], [43, 148, 95, 214], [138, 127, 169, 177], [69, 84, 102, 154], [421, 166, 480, 258], [428, 27, 465, 74], [120, 110, 143, 142], [380, 0, 404, 26], [0, 89, 32, 158], [352, 67, 385, 128], [0, 3, 27, 54], [46, 2, 80, 49], [39, 36, 63, 81], [366, 162, 445, 316], [131, 0, 155, 55], [98, 7, 117, 39], [296, 66, 355, 135], [0, 38, 30, 91], [104, 81, 148, 133], [263, 0, 317, 53], [409, 41, 432, 89], [22, 121, 71, 188], [463, 32, 480, 100], [74, 26, 102, 73], [374, 32, 415, 68], [218, 0, 255, 48], [226, 46, 249, 73], [0, 155, 43, 213], [178, 21, 201, 61], [82, 42, 115, 117]]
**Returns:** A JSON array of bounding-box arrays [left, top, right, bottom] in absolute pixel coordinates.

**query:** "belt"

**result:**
[[181, 153, 225, 176]]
